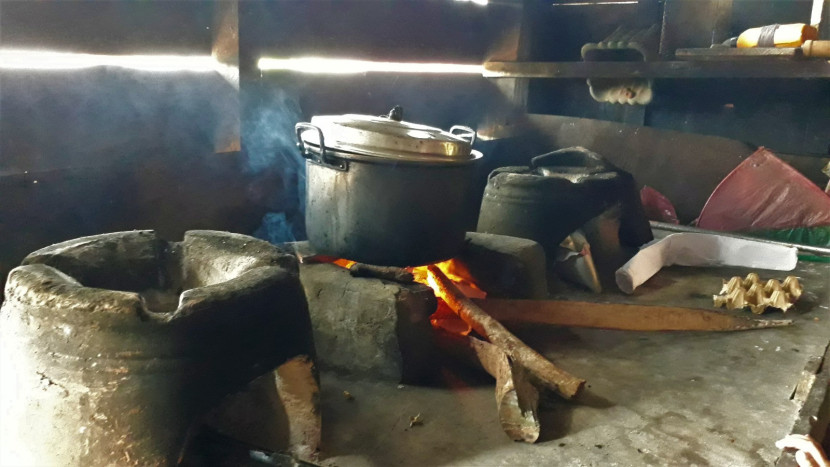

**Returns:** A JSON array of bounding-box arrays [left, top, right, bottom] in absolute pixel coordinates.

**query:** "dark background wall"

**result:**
[[0, 0, 523, 284], [2, 0, 829, 286], [0, 1, 252, 280], [237, 0, 527, 243]]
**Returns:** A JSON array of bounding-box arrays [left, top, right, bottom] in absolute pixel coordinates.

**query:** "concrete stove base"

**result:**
[[292, 232, 547, 384], [299, 263, 437, 383], [312, 260, 830, 466]]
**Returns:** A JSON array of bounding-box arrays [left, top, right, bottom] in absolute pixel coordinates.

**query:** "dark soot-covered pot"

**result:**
[[297, 106, 482, 267], [477, 146, 653, 255]]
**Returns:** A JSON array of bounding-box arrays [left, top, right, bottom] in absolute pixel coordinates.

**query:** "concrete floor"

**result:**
[[315, 261, 830, 466]]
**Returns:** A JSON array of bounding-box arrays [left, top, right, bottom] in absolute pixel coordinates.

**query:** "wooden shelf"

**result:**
[[482, 59, 830, 79]]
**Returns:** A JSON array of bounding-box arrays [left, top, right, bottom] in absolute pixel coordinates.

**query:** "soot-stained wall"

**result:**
[[4, 0, 826, 289], [0, 0, 528, 287], [0, 1, 249, 283], [0, 69, 262, 282]]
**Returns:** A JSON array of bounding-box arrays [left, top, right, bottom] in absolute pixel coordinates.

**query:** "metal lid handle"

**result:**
[[450, 125, 477, 146], [530, 146, 605, 170], [386, 106, 403, 121]]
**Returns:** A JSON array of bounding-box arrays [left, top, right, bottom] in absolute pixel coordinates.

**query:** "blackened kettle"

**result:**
[[476, 146, 652, 256]]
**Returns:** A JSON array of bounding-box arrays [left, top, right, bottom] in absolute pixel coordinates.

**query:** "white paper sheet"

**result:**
[[615, 233, 798, 294]]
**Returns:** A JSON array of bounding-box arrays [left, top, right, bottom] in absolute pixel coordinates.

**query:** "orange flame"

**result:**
[[410, 259, 483, 336], [410, 259, 485, 299], [326, 257, 483, 336]]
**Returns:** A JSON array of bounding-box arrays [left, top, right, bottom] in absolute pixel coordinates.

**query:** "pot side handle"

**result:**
[[450, 125, 477, 147], [295, 123, 327, 162]]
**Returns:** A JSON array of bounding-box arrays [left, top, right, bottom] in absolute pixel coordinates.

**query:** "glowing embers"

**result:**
[[257, 57, 484, 75], [0, 49, 228, 73], [332, 258, 357, 269]]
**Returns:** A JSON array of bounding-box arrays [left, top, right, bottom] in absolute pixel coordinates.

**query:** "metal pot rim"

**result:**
[[304, 143, 483, 166], [296, 107, 479, 163]]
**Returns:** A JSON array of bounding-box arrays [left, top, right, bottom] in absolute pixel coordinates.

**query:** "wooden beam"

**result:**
[[483, 60, 830, 79], [484, 0, 537, 133], [212, 0, 240, 154]]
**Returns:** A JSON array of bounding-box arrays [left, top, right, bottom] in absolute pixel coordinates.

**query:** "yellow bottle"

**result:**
[[737, 23, 819, 48]]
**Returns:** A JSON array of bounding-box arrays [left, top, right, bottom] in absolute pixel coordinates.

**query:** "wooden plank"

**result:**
[[676, 47, 804, 61], [473, 298, 792, 332], [483, 60, 830, 79]]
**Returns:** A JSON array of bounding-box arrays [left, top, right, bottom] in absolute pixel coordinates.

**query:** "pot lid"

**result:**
[[489, 147, 620, 183], [299, 106, 477, 163], [529, 147, 616, 181]]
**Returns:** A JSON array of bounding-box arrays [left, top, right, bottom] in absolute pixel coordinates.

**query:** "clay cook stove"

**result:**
[[0, 230, 319, 465]]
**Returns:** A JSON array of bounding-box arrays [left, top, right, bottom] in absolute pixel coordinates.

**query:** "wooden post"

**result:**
[[212, 0, 241, 154]]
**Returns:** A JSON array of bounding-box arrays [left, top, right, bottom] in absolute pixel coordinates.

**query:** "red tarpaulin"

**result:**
[[698, 148, 830, 232]]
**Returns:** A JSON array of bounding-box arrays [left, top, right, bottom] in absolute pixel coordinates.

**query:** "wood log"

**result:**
[[201, 356, 320, 462], [435, 329, 541, 443], [348, 263, 414, 283], [427, 266, 585, 399], [275, 356, 321, 462]]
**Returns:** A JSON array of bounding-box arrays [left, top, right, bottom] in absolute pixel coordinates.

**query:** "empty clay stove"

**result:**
[[0, 230, 316, 466]]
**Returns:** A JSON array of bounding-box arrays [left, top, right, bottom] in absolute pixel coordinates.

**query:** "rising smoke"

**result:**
[[242, 84, 307, 244]]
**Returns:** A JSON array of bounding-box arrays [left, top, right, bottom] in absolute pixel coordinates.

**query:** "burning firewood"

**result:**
[[426, 266, 585, 399], [436, 329, 541, 443], [348, 263, 414, 283]]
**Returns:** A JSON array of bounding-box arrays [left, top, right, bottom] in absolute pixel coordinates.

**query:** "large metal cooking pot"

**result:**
[[477, 147, 652, 256], [296, 107, 482, 266]]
